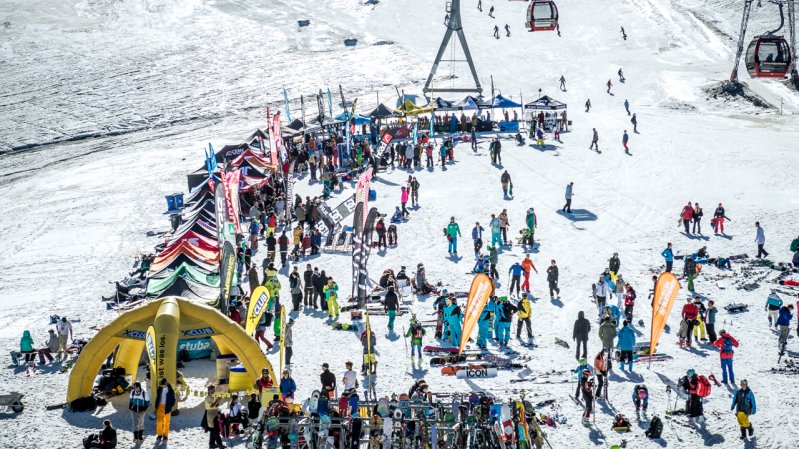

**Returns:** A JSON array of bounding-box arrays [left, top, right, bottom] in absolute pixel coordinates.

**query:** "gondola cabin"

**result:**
[[526, 0, 558, 32], [745, 35, 792, 78]]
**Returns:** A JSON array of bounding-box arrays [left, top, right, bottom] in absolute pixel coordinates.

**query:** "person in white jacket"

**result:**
[[593, 277, 612, 320], [755, 222, 768, 258]]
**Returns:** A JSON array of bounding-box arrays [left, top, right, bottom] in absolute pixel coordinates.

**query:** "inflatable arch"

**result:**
[[66, 296, 275, 406]]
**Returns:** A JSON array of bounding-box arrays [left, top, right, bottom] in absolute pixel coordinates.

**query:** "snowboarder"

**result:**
[[589, 128, 599, 151], [622, 130, 630, 154], [755, 221, 768, 258], [489, 5, 495, 18], [559, 75, 566, 91], [618, 68, 625, 83], [713, 330, 739, 383], [562, 182, 574, 213], [617, 320, 636, 371], [505, 24, 510, 37], [620, 26, 627, 40], [472, 222, 485, 256], [500, 170, 512, 198], [623, 99, 630, 115], [731, 380, 756, 440], [585, 98, 591, 112], [406, 316, 425, 359], [446, 217, 461, 255], [573, 311, 591, 360], [631, 113, 638, 133], [493, 25, 499, 39], [516, 292, 533, 341], [606, 79, 613, 94], [508, 261, 527, 297], [662, 242, 674, 272], [546, 260, 561, 299], [520, 254, 537, 292], [712, 203, 729, 234]]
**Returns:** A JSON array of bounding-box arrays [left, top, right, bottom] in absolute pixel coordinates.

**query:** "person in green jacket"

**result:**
[[405, 316, 426, 359], [446, 217, 461, 255], [20, 330, 35, 363], [324, 278, 339, 318]]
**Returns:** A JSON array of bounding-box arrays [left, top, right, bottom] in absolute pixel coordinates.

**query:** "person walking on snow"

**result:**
[[731, 380, 756, 440], [617, 320, 636, 371], [546, 260, 561, 299], [406, 316, 425, 358], [499, 209, 510, 245], [606, 79, 613, 94], [683, 255, 697, 292], [662, 242, 674, 272], [624, 99, 631, 115], [593, 277, 612, 320], [516, 293, 533, 341], [384, 286, 399, 331], [631, 113, 638, 133], [563, 182, 574, 213], [477, 0, 482, 12], [559, 75, 566, 91], [400, 187, 410, 217], [521, 254, 538, 292], [505, 24, 510, 37], [508, 261, 527, 297], [573, 311, 591, 360], [680, 202, 694, 234], [620, 26, 627, 40], [446, 217, 461, 255], [493, 25, 499, 39], [489, 5, 494, 17], [777, 304, 793, 350], [501, 170, 512, 198], [618, 68, 625, 83], [680, 297, 698, 348], [714, 330, 739, 383], [472, 222, 484, 257], [609, 253, 621, 276], [693, 203, 704, 234], [497, 296, 517, 346], [622, 130, 630, 154], [585, 99, 591, 112], [589, 128, 599, 151], [755, 221, 768, 258], [489, 214, 502, 248]]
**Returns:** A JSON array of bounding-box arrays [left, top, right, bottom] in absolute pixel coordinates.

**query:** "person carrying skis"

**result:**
[[508, 261, 526, 297], [500, 170, 512, 198], [563, 182, 574, 213], [324, 278, 339, 318], [520, 254, 537, 293], [680, 202, 694, 234], [589, 129, 599, 151], [443, 297, 463, 346], [446, 217, 461, 255], [713, 330, 739, 383], [559, 75, 566, 91], [712, 203, 729, 234], [617, 320, 636, 371], [406, 316, 426, 359], [384, 286, 399, 332], [606, 79, 613, 94], [623, 99, 630, 115], [755, 221, 768, 258], [572, 358, 593, 400], [516, 292, 533, 342], [680, 297, 698, 348], [622, 130, 630, 154], [472, 222, 485, 257], [623, 284, 636, 322], [546, 260, 560, 299], [683, 255, 697, 292], [731, 380, 756, 440], [497, 296, 517, 347]]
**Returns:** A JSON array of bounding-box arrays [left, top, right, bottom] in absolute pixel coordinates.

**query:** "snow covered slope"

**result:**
[[0, 0, 798, 448]]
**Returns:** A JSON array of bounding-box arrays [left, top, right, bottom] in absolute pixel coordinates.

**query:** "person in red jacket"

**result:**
[[713, 330, 739, 383], [680, 202, 694, 234], [680, 297, 699, 348]]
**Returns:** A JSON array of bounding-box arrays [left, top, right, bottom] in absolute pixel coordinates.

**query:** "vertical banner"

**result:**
[[284, 160, 296, 225], [272, 113, 288, 165], [279, 305, 287, 374], [283, 88, 292, 122], [214, 180, 228, 249], [145, 325, 158, 381], [219, 241, 236, 315], [650, 272, 681, 355], [351, 202, 365, 301], [376, 131, 393, 160], [412, 123, 418, 146], [267, 109, 277, 165], [245, 286, 271, 336], [357, 207, 379, 306], [220, 170, 242, 234], [459, 274, 494, 353]]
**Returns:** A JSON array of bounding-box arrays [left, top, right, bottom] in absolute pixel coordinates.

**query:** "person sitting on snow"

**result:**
[[390, 207, 403, 223]]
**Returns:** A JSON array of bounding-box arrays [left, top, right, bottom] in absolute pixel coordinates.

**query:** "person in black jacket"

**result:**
[[375, 218, 387, 250], [384, 286, 399, 331], [83, 420, 117, 449], [289, 267, 302, 311], [712, 203, 730, 235], [546, 260, 561, 299], [320, 363, 336, 398], [314, 269, 328, 311], [266, 234, 277, 263], [278, 232, 290, 267], [303, 265, 314, 307], [573, 311, 591, 359], [608, 253, 620, 275]]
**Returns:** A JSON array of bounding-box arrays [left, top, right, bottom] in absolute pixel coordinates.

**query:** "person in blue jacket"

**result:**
[[661, 243, 674, 272], [279, 369, 297, 402], [444, 297, 463, 346], [617, 320, 636, 371], [731, 379, 756, 440], [472, 222, 485, 256], [776, 304, 793, 348], [508, 262, 527, 297], [477, 306, 493, 349], [572, 358, 593, 400]]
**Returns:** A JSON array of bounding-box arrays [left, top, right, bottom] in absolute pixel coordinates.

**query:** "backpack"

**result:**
[[722, 336, 734, 353], [412, 325, 424, 339], [645, 416, 663, 438], [695, 375, 712, 397]]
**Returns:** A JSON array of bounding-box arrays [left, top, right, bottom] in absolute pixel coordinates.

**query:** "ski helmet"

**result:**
[[579, 358, 586, 365]]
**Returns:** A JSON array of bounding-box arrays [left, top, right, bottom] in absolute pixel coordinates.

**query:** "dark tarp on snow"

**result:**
[[368, 103, 397, 119], [524, 95, 567, 111]]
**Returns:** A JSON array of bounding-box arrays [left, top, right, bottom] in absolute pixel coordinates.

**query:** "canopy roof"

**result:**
[[368, 103, 397, 118], [334, 112, 371, 125], [147, 262, 221, 296], [524, 95, 567, 111], [148, 252, 220, 274], [490, 94, 523, 109], [396, 99, 434, 116]]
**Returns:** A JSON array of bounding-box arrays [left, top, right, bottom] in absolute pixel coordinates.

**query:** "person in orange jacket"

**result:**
[[520, 254, 538, 293]]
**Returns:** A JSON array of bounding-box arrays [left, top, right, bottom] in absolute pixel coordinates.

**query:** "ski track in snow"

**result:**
[[1, 0, 799, 447]]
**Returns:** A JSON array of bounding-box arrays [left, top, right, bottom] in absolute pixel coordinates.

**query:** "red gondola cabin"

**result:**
[[526, 0, 559, 32], [745, 35, 792, 78]]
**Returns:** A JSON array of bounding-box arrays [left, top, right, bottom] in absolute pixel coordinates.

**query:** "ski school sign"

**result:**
[[456, 367, 498, 379]]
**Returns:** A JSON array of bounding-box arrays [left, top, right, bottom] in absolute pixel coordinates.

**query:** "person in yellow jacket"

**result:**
[[516, 292, 533, 343], [324, 278, 339, 318]]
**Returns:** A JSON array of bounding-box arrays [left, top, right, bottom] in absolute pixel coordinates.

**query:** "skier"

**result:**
[[572, 358, 593, 400], [493, 25, 499, 39], [585, 98, 591, 112], [731, 380, 756, 440], [623, 99, 630, 115], [508, 261, 527, 297], [559, 75, 567, 91], [489, 5, 494, 18], [618, 68, 625, 83], [406, 316, 425, 359], [489, 213, 502, 248], [631, 113, 638, 133], [622, 130, 630, 154], [712, 202, 729, 234], [446, 217, 461, 255], [520, 254, 538, 292], [562, 181, 574, 213], [713, 330, 739, 383], [623, 284, 636, 322], [620, 26, 627, 40], [500, 170, 512, 198], [755, 221, 768, 258], [662, 242, 674, 272], [497, 296, 517, 347], [606, 79, 613, 94], [384, 286, 399, 331], [546, 260, 561, 299], [573, 311, 591, 360], [581, 370, 596, 424], [617, 320, 636, 371], [472, 221, 485, 257], [477, 0, 482, 12], [680, 202, 694, 234], [683, 255, 697, 293], [589, 128, 600, 151], [680, 297, 698, 348], [505, 24, 510, 37], [516, 292, 533, 342], [443, 297, 463, 346], [324, 277, 340, 318]]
